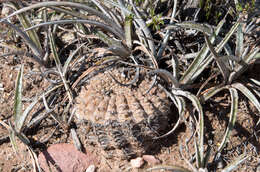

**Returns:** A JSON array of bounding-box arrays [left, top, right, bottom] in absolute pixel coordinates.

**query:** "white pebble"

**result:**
[[130, 157, 144, 168], [85, 165, 95, 172]]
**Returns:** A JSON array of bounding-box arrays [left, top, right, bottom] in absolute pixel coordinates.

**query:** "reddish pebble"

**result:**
[[142, 155, 160, 165], [130, 157, 144, 168], [38, 143, 97, 172]]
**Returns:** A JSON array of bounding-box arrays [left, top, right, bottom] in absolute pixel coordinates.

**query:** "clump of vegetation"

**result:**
[[0, 0, 259, 171], [235, 0, 256, 13]]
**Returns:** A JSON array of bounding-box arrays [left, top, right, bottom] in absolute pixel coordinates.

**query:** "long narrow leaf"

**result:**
[[203, 146, 211, 168], [9, 121, 30, 145], [2, 21, 44, 64], [154, 92, 185, 139], [148, 69, 179, 88], [13, 69, 40, 134], [49, 32, 73, 102], [130, 0, 155, 56], [146, 165, 192, 172], [63, 42, 88, 76], [229, 47, 259, 82], [9, 121, 30, 154], [180, 18, 225, 84], [14, 64, 24, 132], [250, 78, 260, 87], [221, 154, 247, 172], [217, 88, 238, 153], [0, 1, 125, 39], [204, 34, 230, 82], [235, 22, 243, 59], [191, 21, 240, 82], [157, 0, 178, 60], [24, 19, 123, 41], [21, 98, 39, 129], [124, 14, 133, 49], [28, 146, 42, 172], [95, 31, 130, 58], [194, 140, 202, 168], [105, 0, 133, 15], [8, 2, 42, 52], [9, 130, 18, 153], [90, 0, 112, 18], [200, 85, 228, 103], [167, 21, 213, 36], [232, 83, 260, 113], [171, 89, 204, 164]]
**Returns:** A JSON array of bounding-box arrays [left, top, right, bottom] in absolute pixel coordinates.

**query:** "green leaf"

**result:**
[[250, 78, 260, 87], [203, 146, 211, 168], [194, 140, 202, 168], [154, 93, 185, 139], [94, 31, 130, 58], [21, 97, 39, 128], [9, 130, 18, 153], [191, 20, 240, 82], [171, 89, 204, 164], [221, 154, 247, 172], [148, 69, 179, 88], [235, 22, 243, 58], [9, 121, 30, 154], [1, 1, 124, 39], [130, 1, 155, 56], [217, 88, 238, 153], [180, 18, 225, 84], [63, 42, 88, 76], [146, 165, 192, 172], [204, 34, 230, 82], [229, 47, 259, 82], [14, 64, 24, 132], [124, 14, 133, 48], [2, 21, 44, 65], [8, 2, 42, 52], [232, 83, 260, 113], [167, 21, 213, 36], [49, 32, 73, 103]]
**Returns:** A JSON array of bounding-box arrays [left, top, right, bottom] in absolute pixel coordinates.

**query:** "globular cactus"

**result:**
[[74, 67, 171, 159]]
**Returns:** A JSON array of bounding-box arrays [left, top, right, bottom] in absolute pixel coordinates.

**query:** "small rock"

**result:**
[[38, 143, 98, 172], [130, 157, 144, 168], [61, 32, 75, 43], [85, 165, 95, 172], [0, 83, 3, 91], [142, 155, 160, 165]]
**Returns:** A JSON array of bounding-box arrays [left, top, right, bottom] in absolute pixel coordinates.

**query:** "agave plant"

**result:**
[[154, 3, 260, 171], [0, 64, 44, 171]]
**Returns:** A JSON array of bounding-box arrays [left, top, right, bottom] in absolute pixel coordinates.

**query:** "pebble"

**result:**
[[142, 155, 160, 165], [130, 157, 144, 168], [0, 83, 3, 91], [38, 143, 98, 172], [85, 165, 95, 172]]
